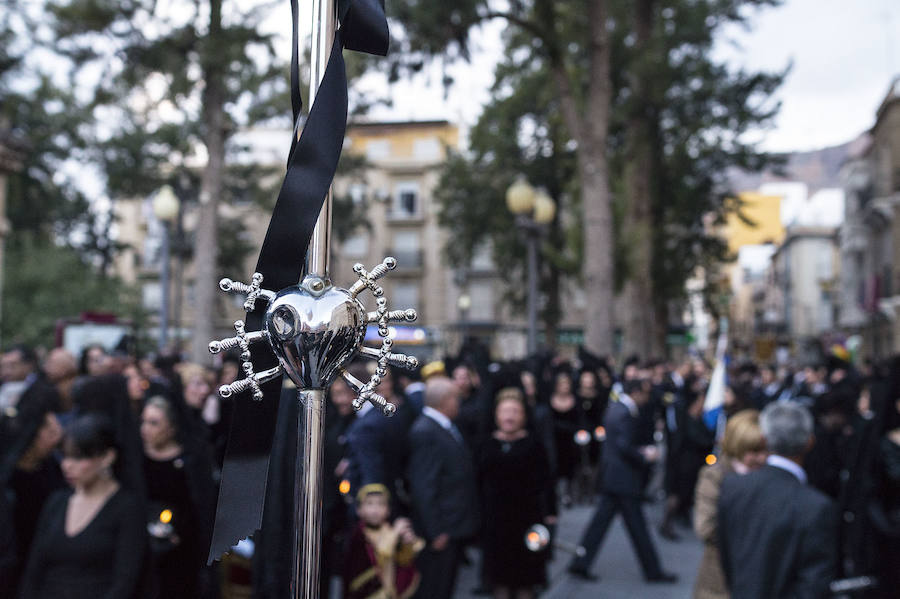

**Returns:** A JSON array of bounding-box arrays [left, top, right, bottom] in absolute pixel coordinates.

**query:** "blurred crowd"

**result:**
[[1, 338, 899, 598]]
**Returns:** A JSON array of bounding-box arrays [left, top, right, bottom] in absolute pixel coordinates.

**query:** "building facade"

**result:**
[[838, 78, 900, 360], [113, 120, 561, 360]]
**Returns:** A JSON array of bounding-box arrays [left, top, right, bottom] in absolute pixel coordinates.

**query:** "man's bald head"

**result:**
[[425, 376, 461, 419], [44, 348, 78, 384]]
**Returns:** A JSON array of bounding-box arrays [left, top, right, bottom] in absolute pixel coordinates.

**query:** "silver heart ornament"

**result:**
[[264, 275, 366, 389]]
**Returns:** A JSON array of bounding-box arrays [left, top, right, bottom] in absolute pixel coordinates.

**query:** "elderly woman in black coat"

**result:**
[[477, 387, 556, 599]]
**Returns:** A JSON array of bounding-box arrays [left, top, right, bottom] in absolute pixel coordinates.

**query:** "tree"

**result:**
[[1, 1, 144, 346], [0, 240, 140, 347], [614, 0, 784, 357], [434, 34, 579, 347], [389, 0, 616, 354], [42, 0, 289, 363], [0, 1, 100, 257], [391, 0, 783, 357]]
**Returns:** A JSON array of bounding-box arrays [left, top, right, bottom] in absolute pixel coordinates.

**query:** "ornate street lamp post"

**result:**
[[506, 179, 556, 356]]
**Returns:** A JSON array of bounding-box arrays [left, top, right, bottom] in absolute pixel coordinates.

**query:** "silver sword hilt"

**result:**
[[219, 366, 283, 400], [341, 369, 396, 416], [219, 273, 277, 312]]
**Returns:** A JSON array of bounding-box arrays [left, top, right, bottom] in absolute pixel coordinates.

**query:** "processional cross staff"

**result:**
[[204, 1, 415, 597]]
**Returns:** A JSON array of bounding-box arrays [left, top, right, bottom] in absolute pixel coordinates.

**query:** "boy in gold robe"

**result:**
[[343, 484, 424, 599]]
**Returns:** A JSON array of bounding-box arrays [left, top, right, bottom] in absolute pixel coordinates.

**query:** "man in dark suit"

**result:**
[[718, 401, 837, 599], [407, 376, 479, 599], [567, 379, 677, 583], [345, 366, 416, 516], [0, 345, 60, 415]]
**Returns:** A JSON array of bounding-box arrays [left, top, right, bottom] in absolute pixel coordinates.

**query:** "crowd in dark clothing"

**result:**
[[1, 344, 221, 599], [2, 337, 900, 598]]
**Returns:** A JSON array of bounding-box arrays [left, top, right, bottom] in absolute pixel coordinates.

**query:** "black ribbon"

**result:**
[[208, 0, 388, 563]]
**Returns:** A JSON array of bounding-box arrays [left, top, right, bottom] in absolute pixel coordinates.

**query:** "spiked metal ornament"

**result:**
[[209, 257, 419, 413]]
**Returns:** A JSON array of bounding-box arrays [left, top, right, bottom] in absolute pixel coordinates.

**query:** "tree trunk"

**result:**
[[621, 138, 658, 358], [190, 0, 225, 365], [580, 0, 615, 356], [580, 150, 615, 356], [621, 0, 660, 360]]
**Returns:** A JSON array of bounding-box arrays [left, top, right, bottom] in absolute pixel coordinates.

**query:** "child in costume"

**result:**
[[342, 484, 424, 599]]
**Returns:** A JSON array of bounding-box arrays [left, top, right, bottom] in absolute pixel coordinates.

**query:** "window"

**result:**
[[392, 231, 421, 268], [349, 183, 367, 205], [468, 281, 494, 321], [365, 139, 390, 160], [343, 233, 368, 257], [815, 245, 832, 279], [142, 281, 162, 311], [392, 181, 420, 219], [471, 243, 494, 271], [393, 282, 419, 310], [393, 231, 419, 252], [413, 137, 441, 161]]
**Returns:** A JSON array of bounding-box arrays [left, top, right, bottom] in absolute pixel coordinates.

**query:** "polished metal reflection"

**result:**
[[525, 523, 586, 557], [294, 390, 326, 599], [209, 258, 419, 599], [265, 275, 366, 390]]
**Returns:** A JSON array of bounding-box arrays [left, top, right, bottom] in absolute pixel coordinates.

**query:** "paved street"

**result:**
[[454, 499, 704, 598]]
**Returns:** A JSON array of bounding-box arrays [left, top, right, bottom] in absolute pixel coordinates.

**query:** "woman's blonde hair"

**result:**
[[721, 409, 765, 459], [495, 387, 525, 406], [176, 362, 213, 386]]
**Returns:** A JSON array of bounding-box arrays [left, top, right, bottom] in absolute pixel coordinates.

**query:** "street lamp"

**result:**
[[153, 185, 180, 351], [506, 179, 556, 356]]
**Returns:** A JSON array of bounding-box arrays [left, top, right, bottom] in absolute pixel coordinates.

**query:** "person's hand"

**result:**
[[334, 458, 349, 477], [431, 533, 449, 551], [394, 518, 415, 542], [639, 445, 660, 463], [688, 397, 704, 419]]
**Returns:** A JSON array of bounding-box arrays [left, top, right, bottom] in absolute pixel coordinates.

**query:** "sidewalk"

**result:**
[[454, 499, 704, 598]]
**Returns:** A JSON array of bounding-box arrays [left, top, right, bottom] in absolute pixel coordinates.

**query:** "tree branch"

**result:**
[[550, 63, 585, 149], [481, 10, 546, 41], [530, 0, 585, 146]]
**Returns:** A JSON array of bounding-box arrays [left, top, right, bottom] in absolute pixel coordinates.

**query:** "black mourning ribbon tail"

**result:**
[[207, 0, 388, 564]]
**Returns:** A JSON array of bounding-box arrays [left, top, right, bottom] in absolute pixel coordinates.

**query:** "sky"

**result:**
[[288, 0, 900, 154]]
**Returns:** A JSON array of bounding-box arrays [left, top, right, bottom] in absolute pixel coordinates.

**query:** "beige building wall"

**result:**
[[112, 120, 592, 360]]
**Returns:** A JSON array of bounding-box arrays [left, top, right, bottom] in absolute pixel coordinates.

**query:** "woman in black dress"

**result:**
[[478, 388, 555, 599], [141, 395, 216, 599], [19, 414, 146, 599], [0, 393, 65, 596], [549, 371, 583, 506]]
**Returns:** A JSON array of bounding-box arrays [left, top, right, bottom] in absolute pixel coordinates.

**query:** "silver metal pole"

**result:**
[[305, 0, 337, 279], [293, 1, 336, 597], [292, 390, 326, 599], [526, 233, 538, 355]]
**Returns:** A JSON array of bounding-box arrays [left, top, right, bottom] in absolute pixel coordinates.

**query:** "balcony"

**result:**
[[387, 249, 424, 272], [386, 208, 425, 224]]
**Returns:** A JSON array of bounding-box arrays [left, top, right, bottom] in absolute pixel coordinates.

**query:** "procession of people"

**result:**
[[1, 336, 899, 598]]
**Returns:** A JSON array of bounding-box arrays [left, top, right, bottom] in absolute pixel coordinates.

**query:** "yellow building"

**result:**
[[723, 191, 785, 254], [345, 121, 460, 162], [722, 191, 784, 355]]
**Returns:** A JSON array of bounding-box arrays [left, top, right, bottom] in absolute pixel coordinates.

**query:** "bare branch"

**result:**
[[481, 10, 546, 41], [529, 0, 585, 144]]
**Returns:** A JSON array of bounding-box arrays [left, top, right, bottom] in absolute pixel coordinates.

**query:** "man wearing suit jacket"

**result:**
[[0, 345, 60, 415], [567, 379, 677, 583], [407, 376, 479, 599], [345, 366, 414, 512], [718, 401, 837, 599]]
